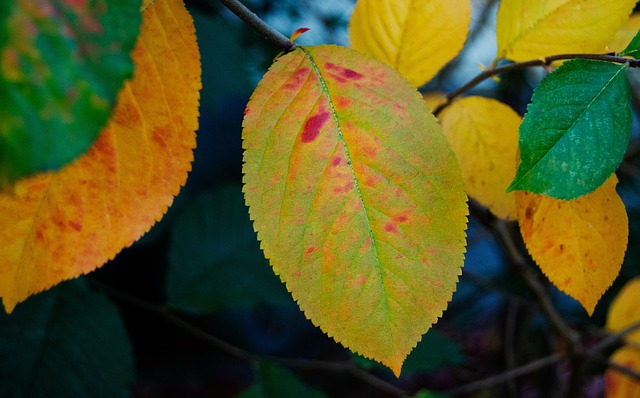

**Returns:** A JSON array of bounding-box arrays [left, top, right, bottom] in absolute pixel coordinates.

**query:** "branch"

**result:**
[[218, 0, 293, 52], [433, 52, 640, 116], [89, 279, 407, 397], [443, 353, 562, 395]]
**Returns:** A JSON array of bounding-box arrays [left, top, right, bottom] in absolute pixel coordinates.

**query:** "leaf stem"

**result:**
[[218, 0, 294, 52], [433, 52, 639, 116]]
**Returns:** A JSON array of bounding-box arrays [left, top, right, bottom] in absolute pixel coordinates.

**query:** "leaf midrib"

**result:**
[[299, 47, 393, 343]]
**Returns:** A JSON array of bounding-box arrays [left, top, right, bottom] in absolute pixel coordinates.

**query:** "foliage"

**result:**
[[1, 0, 640, 396]]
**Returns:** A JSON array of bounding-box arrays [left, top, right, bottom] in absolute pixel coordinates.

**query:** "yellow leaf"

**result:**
[[516, 176, 628, 315], [606, 278, 640, 344], [243, 44, 468, 376], [439, 97, 519, 219], [605, 346, 640, 398], [496, 0, 637, 61], [607, 13, 640, 53], [0, 0, 201, 312], [349, 0, 471, 88]]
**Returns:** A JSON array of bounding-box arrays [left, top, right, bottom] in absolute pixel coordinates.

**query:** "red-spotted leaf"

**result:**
[[242, 45, 468, 376]]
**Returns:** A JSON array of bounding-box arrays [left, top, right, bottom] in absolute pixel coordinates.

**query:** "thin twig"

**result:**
[[444, 353, 563, 395], [89, 279, 408, 397], [493, 220, 581, 349], [433, 52, 639, 116], [218, 0, 293, 52]]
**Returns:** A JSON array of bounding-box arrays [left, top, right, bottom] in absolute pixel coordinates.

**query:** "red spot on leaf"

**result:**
[[284, 66, 311, 90], [394, 215, 408, 223], [335, 96, 353, 109], [305, 247, 316, 254], [422, 258, 430, 266], [356, 276, 367, 285], [333, 182, 354, 194], [69, 221, 82, 232], [332, 157, 343, 167], [395, 253, 403, 259], [384, 222, 398, 234], [326, 62, 364, 80], [301, 111, 330, 143], [244, 107, 250, 115]]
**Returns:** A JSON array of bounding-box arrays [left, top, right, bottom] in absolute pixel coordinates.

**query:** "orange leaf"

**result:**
[[516, 176, 628, 315], [243, 44, 468, 376], [605, 346, 640, 398], [606, 278, 640, 344], [0, 0, 201, 312]]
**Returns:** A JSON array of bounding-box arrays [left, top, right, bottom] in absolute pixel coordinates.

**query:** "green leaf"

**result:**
[[0, 0, 141, 186], [0, 279, 134, 398], [242, 44, 468, 375], [508, 59, 631, 199], [167, 185, 292, 313], [353, 329, 464, 373], [236, 362, 329, 398], [619, 29, 640, 58]]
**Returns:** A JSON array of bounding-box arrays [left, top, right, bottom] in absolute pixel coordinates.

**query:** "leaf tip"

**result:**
[[290, 27, 310, 44]]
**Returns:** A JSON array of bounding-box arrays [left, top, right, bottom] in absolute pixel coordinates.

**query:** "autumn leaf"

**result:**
[[439, 97, 519, 220], [349, 0, 470, 88], [0, 0, 141, 186], [242, 44, 468, 376], [606, 277, 640, 344], [496, 0, 636, 62], [508, 59, 631, 200], [0, 0, 201, 313], [516, 176, 628, 315], [605, 347, 640, 398]]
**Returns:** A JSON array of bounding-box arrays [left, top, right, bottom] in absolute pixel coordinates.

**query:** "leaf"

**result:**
[[0, 0, 201, 313], [0, 279, 133, 398], [619, 28, 640, 59], [609, 14, 640, 55], [508, 59, 631, 200], [167, 185, 292, 313], [242, 44, 468, 376], [236, 362, 329, 398], [0, 0, 141, 186], [349, 0, 470, 88], [496, 0, 636, 61], [605, 346, 640, 398], [439, 97, 519, 219], [606, 277, 640, 344], [516, 176, 628, 315]]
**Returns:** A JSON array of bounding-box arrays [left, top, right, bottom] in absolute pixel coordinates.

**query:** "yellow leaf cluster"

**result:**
[[0, 0, 200, 312], [349, 0, 470, 87], [605, 278, 640, 398]]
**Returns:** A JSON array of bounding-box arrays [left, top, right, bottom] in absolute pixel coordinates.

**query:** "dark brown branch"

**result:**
[[218, 0, 293, 52], [433, 52, 639, 116]]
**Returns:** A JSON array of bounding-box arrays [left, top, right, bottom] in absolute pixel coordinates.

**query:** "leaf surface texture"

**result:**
[[0, 0, 141, 185]]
